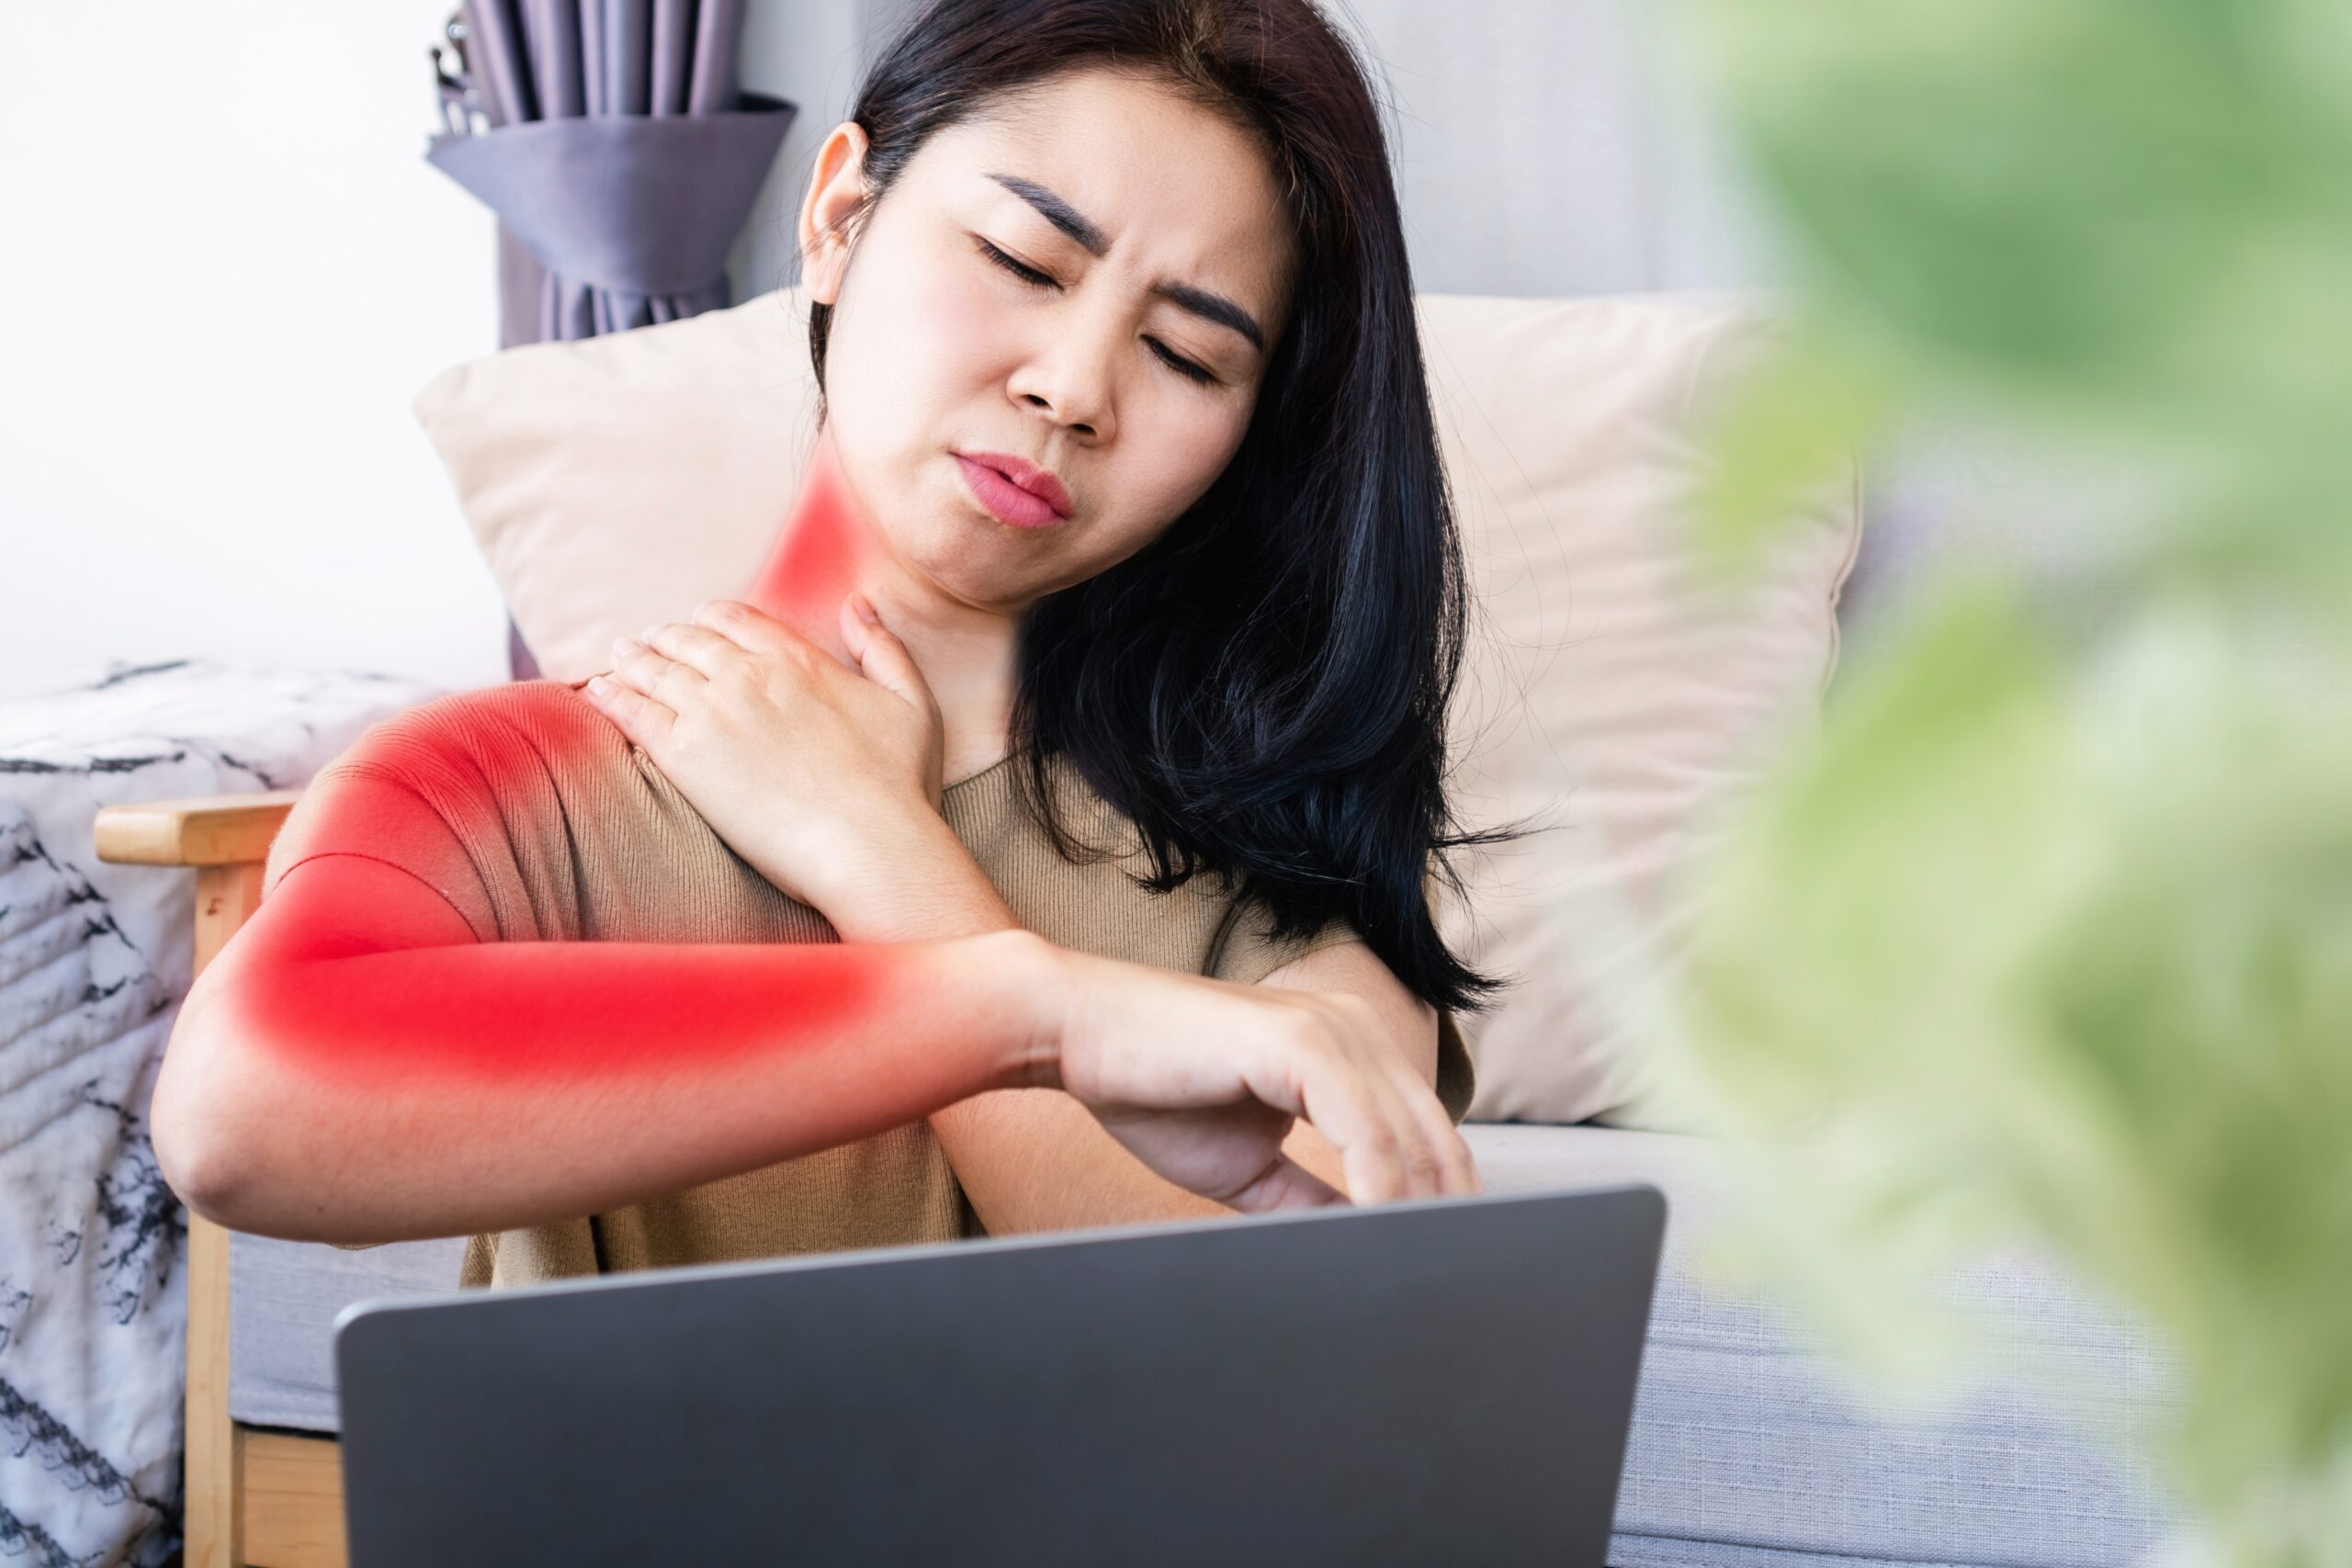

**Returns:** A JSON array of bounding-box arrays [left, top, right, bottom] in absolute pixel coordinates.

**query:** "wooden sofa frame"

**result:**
[[96, 789, 352, 1568]]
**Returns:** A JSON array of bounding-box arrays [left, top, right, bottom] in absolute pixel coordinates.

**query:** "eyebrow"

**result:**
[[985, 172, 1267, 354]]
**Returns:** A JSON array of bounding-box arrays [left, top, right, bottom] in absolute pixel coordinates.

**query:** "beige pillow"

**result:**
[[1415, 294, 1860, 1127], [413, 287, 1860, 1126], [415, 288, 823, 685]]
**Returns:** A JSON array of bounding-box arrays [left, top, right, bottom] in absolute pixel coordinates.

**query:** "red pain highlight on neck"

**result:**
[[743, 427, 884, 640]]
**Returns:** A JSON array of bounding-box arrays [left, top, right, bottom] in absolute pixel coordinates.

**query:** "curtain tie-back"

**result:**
[[425, 92, 795, 299]]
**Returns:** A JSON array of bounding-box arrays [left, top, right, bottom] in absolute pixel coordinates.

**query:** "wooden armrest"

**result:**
[[93, 786, 327, 1566], [93, 790, 302, 868]]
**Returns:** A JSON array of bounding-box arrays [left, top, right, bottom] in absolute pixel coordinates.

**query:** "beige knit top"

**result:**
[[256, 678, 1474, 1292]]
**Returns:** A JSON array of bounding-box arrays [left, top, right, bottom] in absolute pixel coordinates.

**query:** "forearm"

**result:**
[[932, 1089, 1351, 1235], [810, 825, 1340, 1233], [165, 923, 1056, 1246]]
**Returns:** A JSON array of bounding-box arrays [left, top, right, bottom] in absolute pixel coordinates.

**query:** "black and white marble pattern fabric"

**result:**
[[0, 658, 448, 1568]]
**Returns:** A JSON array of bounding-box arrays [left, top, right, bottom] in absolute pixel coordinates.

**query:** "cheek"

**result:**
[[820, 255, 1005, 539], [870, 232, 1010, 415], [1128, 396, 1253, 518], [907, 260, 1006, 377], [827, 243, 1000, 435], [1067, 400, 1251, 581]]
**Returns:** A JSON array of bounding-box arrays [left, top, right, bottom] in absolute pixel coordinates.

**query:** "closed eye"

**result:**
[[1146, 340, 1216, 384], [973, 235, 1218, 387], [975, 235, 1057, 289]]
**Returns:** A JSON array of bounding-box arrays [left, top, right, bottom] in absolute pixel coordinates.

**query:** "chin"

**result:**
[[898, 533, 1035, 610]]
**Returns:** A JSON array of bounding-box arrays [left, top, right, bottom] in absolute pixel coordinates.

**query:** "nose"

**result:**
[[1005, 317, 1117, 446]]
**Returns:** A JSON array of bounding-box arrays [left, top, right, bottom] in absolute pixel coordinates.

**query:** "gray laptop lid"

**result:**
[[334, 1184, 1666, 1567]]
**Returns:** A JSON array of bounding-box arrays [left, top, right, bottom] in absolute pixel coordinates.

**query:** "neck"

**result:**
[[740, 426, 1021, 785]]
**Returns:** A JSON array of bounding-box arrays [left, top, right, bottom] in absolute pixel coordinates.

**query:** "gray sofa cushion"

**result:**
[[226, 1125, 2185, 1567], [228, 1232, 465, 1432], [1465, 1124, 2183, 1567]]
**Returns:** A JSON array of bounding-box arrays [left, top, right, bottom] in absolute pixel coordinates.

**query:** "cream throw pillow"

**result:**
[[413, 287, 1860, 1126], [1416, 294, 1860, 1127]]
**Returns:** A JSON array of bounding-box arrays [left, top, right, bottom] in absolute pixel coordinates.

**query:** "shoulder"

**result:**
[[341, 678, 615, 773], [262, 680, 628, 910], [300, 679, 639, 818]]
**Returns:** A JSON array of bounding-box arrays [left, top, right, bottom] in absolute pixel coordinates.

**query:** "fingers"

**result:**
[[1287, 1035, 1417, 1206], [1340, 1129, 1408, 1207], [1365, 1058, 1455, 1201], [1352, 1054, 1426, 1203], [837, 592, 939, 716], [1288, 1013, 1480, 1207], [689, 598, 811, 660], [1382, 1049, 1483, 1198], [600, 633, 711, 735], [628, 622, 737, 684], [581, 671, 674, 748]]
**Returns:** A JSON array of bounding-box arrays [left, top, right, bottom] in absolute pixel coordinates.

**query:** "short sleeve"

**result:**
[[260, 725, 503, 944], [261, 710, 506, 1255], [1206, 894, 1362, 988], [273, 785, 458, 1247]]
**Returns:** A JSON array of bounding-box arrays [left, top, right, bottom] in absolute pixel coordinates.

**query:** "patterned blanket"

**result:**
[[0, 658, 445, 1568]]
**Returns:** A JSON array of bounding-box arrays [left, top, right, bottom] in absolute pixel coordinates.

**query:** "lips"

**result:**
[[956, 450, 1073, 523]]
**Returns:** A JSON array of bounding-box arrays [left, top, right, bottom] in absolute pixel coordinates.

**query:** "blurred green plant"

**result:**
[[1655, 0, 2352, 1562]]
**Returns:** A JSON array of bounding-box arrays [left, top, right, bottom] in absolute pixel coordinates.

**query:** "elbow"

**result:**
[[152, 1095, 245, 1232], [154, 974, 400, 1247], [151, 988, 285, 1234], [154, 1145, 243, 1233]]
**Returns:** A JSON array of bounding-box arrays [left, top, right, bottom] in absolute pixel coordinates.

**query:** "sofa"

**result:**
[[97, 288, 2188, 1567]]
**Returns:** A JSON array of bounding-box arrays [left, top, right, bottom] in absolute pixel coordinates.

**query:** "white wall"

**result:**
[[1, 1, 1785, 705], [1336, 0, 1785, 297], [1, 4, 503, 704], [728, 0, 909, 303], [729, 0, 1789, 302]]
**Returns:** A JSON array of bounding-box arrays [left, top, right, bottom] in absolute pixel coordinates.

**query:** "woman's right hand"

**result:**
[[1022, 943, 1481, 1213]]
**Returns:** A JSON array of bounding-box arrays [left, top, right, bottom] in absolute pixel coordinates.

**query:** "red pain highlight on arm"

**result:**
[[187, 710, 1020, 1219], [235, 911, 899, 1091]]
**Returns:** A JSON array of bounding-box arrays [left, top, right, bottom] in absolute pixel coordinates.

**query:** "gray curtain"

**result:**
[[425, 1, 797, 676]]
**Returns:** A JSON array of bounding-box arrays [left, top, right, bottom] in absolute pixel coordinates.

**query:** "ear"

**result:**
[[797, 121, 873, 307]]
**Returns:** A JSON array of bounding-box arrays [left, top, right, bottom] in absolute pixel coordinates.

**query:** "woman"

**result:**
[[152, 0, 1516, 1289]]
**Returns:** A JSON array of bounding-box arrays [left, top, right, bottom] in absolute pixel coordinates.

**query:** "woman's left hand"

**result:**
[[582, 595, 946, 913]]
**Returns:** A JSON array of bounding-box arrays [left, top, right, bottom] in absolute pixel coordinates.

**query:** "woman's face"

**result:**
[[799, 67, 1296, 615]]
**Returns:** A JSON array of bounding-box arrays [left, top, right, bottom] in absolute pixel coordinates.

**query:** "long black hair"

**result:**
[[808, 0, 1532, 1020]]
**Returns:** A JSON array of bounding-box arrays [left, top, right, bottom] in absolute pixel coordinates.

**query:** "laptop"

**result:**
[[334, 1183, 1667, 1566]]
